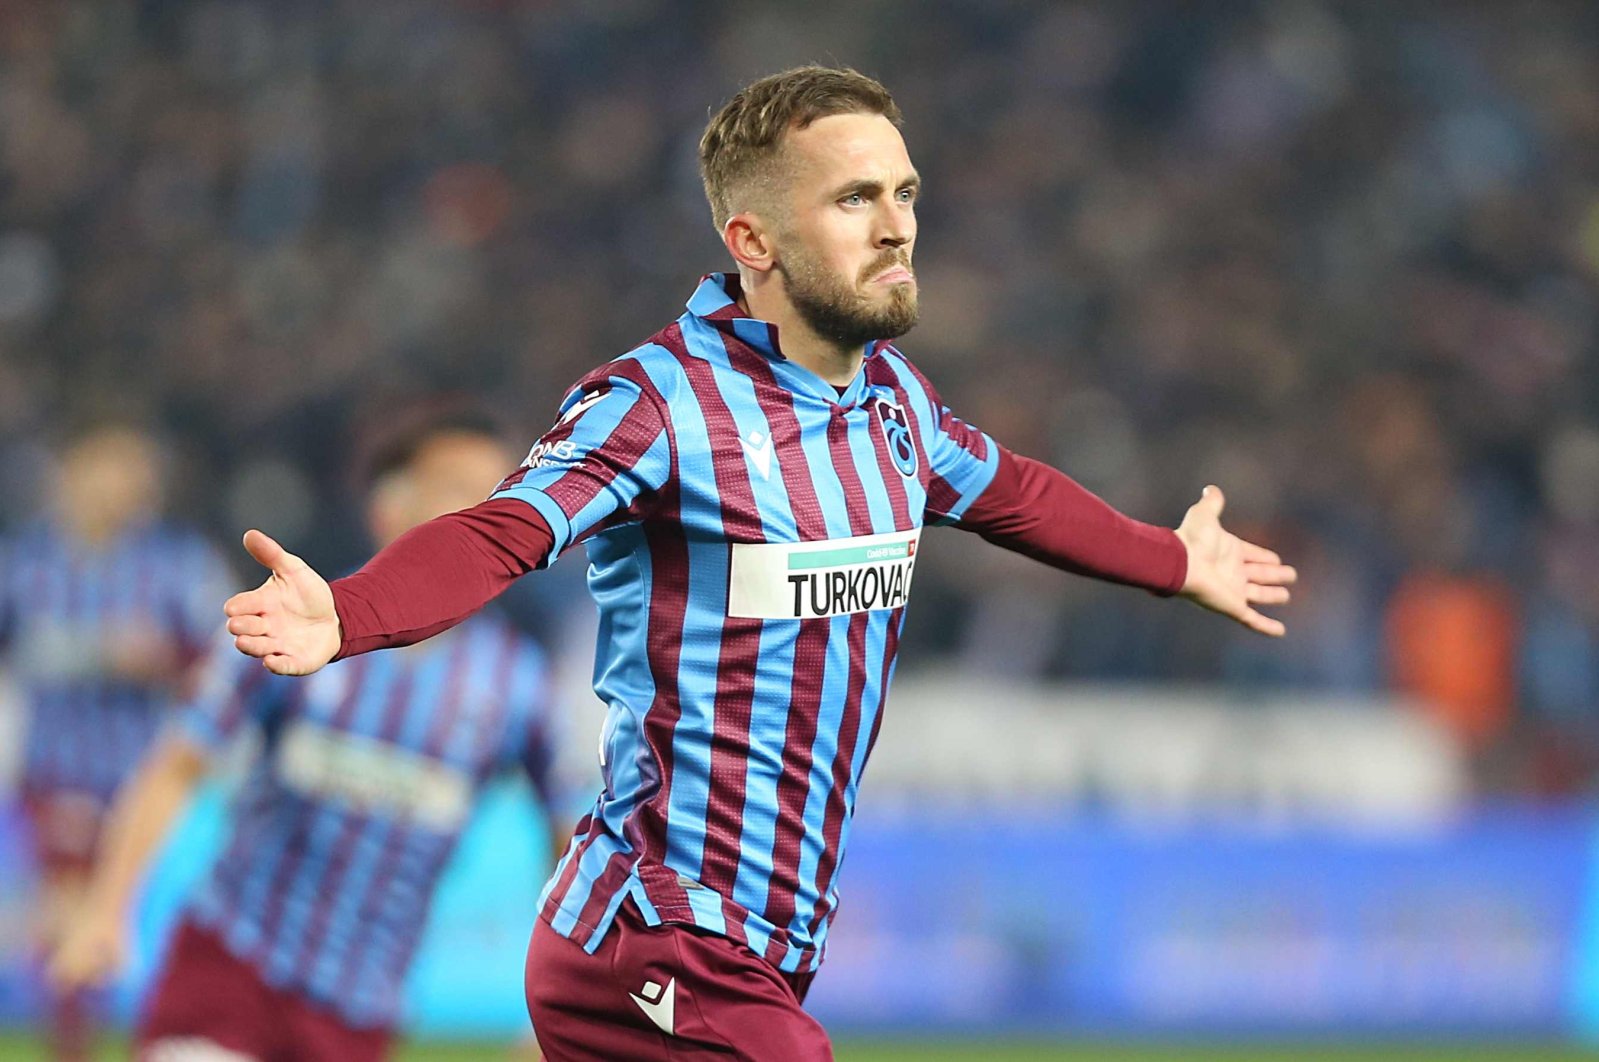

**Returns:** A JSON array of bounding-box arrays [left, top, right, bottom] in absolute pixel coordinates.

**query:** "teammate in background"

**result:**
[[0, 423, 228, 1062], [51, 408, 567, 1062], [220, 68, 1298, 1059]]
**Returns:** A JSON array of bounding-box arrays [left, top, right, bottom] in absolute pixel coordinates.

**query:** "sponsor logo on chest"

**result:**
[[274, 721, 471, 831], [728, 528, 920, 619]]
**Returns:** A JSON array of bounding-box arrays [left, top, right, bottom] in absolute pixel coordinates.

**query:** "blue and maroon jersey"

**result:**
[[173, 614, 555, 1029], [0, 520, 229, 800], [491, 273, 999, 974]]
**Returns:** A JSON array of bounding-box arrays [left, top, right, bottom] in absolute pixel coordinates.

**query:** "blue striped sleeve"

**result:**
[[490, 362, 671, 563], [894, 354, 1001, 525]]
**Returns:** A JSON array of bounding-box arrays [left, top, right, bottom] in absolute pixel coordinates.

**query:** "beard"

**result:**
[[776, 245, 919, 348]]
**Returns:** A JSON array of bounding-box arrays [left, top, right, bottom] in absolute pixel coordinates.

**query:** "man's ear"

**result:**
[[723, 212, 776, 274]]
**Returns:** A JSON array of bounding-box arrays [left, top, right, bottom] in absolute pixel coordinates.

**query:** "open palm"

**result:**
[[223, 530, 341, 675], [1174, 486, 1297, 637]]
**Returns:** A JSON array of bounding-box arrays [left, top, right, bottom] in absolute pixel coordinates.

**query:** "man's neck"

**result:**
[[739, 286, 863, 388]]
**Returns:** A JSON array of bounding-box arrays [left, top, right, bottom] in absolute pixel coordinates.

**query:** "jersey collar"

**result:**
[[686, 273, 890, 365]]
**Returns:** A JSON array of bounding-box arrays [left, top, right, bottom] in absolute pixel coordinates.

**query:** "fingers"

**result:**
[[223, 586, 265, 618], [242, 529, 305, 576], [1240, 540, 1281, 565], [1239, 606, 1287, 638], [1245, 561, 1298, 586], [232, 634, 278, 659], [1247, 584, 1292, 606], [263, 654, 309, 677], [227, 614, 269, 637]]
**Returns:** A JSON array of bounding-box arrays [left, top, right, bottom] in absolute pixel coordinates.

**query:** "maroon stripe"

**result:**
[[327, 629, 494, 989], [541, 394, 666, 526], [738, 355, 836, 964], [538, 811, 595, 923], [564, 328, 691, 932], [677, 342, 766, 898], [250, 656, 375, 957]]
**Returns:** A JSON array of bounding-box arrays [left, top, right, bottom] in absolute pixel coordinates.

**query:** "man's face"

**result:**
[[56, 428, 161, 543], [770, 112, 920, 348], [369, 431, 512, 548]]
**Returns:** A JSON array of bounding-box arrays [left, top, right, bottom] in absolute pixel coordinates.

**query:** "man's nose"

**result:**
[[876, 208, 914, 248]]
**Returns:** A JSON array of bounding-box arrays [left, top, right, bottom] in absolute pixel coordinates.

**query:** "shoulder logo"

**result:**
[[558, 390, 608, 426], [874, 397, 918, 478], [739, 430, 773, 480], [629, 977, 676, 1035]]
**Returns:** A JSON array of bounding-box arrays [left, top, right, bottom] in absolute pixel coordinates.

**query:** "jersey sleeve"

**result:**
[[490, 362, 672, 564], [897, 359, 1001, 525], [169, 637, 292, 753]]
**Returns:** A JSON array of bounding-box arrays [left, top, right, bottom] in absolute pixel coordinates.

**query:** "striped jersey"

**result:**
[[173, 614, 555, 1029], [492, 273, 1000, 974], [0, 520, 229, 799]]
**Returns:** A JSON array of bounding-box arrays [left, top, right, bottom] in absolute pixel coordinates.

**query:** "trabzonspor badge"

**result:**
[[875, 396, 918, 478]]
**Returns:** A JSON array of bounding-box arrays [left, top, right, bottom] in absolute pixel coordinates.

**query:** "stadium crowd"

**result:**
[[2, 0, 1598, 792]]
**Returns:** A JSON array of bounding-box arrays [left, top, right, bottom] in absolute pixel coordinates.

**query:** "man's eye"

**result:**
[[842, 193, 865, 206], [897, 188, 917, 203]]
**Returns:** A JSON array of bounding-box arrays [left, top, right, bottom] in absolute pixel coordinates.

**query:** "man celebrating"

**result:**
[[222, 68, 1296, 1060]]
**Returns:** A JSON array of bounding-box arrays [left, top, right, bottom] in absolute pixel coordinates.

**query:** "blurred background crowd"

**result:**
[[2, 0, 1598, 799]]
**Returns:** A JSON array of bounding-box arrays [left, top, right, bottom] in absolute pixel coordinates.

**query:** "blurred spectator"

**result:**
[[0, 423, 229, 1060]]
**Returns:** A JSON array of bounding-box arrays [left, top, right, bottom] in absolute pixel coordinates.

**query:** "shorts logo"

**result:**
[[728, 529, 920, 619], [630, 977, 677, 1035], [875, 397, 918, 478]]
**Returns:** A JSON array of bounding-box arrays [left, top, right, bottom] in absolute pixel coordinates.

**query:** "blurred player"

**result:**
[[51, 407, 567, 1061], [221, 68, 1297, 1059], [0, 423, 227, 1062]]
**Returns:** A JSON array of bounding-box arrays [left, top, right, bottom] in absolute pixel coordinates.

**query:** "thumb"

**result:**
[[1198, 484, 1226, 520], [242, 529, 303, 576]]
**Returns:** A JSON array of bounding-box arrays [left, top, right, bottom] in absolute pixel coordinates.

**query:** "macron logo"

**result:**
[[559, 391, 607, 426], [630, 977, 676, 1035], [739, 430, 773, 480]]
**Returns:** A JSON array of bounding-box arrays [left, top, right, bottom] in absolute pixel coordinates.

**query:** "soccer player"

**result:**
[[219, 68, 1298, 1060], [0, 423, 228, 1062], [50, 409, 567, 1062]]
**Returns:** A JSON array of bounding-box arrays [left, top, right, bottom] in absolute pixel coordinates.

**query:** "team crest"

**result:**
[[874, 397, 918, 479]]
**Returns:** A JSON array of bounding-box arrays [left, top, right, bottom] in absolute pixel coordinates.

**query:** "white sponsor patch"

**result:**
[[142, 1037, 261, 1062], [275, 722, 471, 831], [728, 529, 920, 619]]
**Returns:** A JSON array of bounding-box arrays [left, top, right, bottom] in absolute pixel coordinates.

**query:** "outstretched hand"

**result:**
[[1174, 486, 1297, 637], [223, 530, 341, 676]]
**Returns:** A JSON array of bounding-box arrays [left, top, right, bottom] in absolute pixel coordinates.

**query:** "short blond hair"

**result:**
[[699, 65, 902, 230]]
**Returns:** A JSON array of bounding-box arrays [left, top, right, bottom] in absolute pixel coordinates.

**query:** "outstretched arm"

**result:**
[[958, 448, 1295, 636], [49, 737, 209, 990], [224, 498, 555, 675]]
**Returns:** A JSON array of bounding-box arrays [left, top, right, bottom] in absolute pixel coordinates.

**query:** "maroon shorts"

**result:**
[[525, 901, 833, 1061], [20, 786, 107, 877], [137, 919, 393, 1062]]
